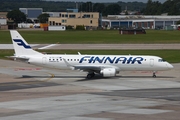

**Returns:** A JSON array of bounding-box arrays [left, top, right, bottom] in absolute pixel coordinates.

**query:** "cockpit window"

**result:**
[[158, 59, 166, 62]]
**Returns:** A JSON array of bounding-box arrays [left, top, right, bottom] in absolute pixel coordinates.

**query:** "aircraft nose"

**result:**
[[167, 63, 174, 69]]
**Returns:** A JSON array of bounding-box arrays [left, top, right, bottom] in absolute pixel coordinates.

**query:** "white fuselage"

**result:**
[[10, 30, 174, 78], [27, 54, 173, 71]]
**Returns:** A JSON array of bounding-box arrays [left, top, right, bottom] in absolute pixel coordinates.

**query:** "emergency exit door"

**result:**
[[150, 58, 154, 67], [42, 57, 47, 65]]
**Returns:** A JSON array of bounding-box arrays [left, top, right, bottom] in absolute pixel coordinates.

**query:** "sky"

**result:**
[[46, 0, 167, 3]]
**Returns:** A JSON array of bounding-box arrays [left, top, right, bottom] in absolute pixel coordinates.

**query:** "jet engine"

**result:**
[[100, 68, 116, 77]]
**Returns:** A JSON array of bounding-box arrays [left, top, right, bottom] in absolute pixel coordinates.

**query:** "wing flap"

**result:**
[[73, 65, 102, 71]]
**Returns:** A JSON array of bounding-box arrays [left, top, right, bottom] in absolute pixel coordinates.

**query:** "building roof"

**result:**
[[107, 15, 180, 19]]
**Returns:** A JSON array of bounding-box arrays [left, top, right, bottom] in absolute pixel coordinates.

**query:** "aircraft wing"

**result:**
[[63, 58, 119, 73], [38, 44, 59, 50], [73, 64, 120, 74]]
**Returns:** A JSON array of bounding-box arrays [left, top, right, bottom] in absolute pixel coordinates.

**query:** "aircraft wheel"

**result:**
[[87, 73, 95, 79], [153, 72, 156, 78]]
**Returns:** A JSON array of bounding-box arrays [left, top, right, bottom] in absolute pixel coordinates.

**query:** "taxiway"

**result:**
[[0, 59, 180, 120]]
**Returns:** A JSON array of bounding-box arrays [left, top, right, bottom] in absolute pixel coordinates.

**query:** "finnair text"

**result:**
[[79, 56, 144, 64]]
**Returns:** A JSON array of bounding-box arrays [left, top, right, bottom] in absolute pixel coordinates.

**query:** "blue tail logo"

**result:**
[[13, 39, 31, 49]]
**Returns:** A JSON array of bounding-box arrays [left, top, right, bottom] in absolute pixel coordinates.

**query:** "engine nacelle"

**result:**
[[100, 68, 116, 77]]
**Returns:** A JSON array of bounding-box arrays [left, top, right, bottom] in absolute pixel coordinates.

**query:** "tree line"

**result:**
[[79, 2, 121, 16], [0, 0, 75, 12], [0, 0, 145, 15], [2, 0, 180, 20], [143, 0, 180, 15]]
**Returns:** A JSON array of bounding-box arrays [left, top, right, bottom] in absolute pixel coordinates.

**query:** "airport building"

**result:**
[[0, 18, 7, 25], [102, 15, 180, 30], [44, 9, 79, 17], [0, 12, 7, 19], [0, 18, 7, 30], [0, 12, 8, 30], [19, 8, 43, 20], [48, 12, 100, 29]]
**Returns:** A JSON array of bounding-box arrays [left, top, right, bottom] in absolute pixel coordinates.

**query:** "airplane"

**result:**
[[10, 30, 173, 79]]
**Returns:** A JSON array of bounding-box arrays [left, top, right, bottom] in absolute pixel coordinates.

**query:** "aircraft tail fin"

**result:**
[[10, 30, 43, 56]]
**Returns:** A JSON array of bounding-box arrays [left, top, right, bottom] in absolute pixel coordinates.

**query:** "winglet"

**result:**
[[78, 52, 81, 55]]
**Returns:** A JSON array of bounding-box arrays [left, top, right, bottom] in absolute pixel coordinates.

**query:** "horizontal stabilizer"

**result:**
[[6, 56, 29, 62]]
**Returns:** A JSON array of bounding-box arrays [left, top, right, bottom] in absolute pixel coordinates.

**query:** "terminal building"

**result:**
[[3, 7, 180, 30], [102, 15, 180, 30]]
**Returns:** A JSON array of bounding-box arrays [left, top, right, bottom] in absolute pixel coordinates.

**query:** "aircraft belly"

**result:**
[[119, 64, 153, 71]]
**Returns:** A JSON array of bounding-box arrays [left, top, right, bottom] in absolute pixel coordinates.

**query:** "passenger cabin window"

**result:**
[[69, 14, 76, 18], [158, 59, 166, 62], [53, 21, 55, 25]]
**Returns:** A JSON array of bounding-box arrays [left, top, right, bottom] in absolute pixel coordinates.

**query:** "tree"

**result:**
[[79, 2, 93, 12], [144, 0, 152, 15], [143, 0, 180, 15], [125, 11, 129, 15], [144, 0, 162, 15], [168, 1, 180, 15], [6, 10, 26, 23], [93, 3, 105, 13], [37, 13, 49, 23], [103, 4, 121, 16], [161, 0, 172, 13], [176, 20, 180, 25]]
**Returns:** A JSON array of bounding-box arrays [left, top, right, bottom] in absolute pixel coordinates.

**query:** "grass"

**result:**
[[2, 49, 180, 63], [0, 30, 180, 44], [1, 30, 179, 63]]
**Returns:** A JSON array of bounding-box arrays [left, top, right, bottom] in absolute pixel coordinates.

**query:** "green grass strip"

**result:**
[[0, 30, 180, 44]]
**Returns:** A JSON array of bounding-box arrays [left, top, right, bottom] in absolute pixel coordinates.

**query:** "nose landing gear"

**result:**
[[153, 71, 156, 78]]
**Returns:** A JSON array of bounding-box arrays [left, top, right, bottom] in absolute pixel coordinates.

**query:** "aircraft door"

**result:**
[[150, 58, 154, 67], [42, 57, 47, 65]]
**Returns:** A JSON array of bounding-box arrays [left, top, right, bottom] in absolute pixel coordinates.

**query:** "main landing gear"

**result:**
[[153, 71, 156, 78], [87, 72, 95, 79]]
